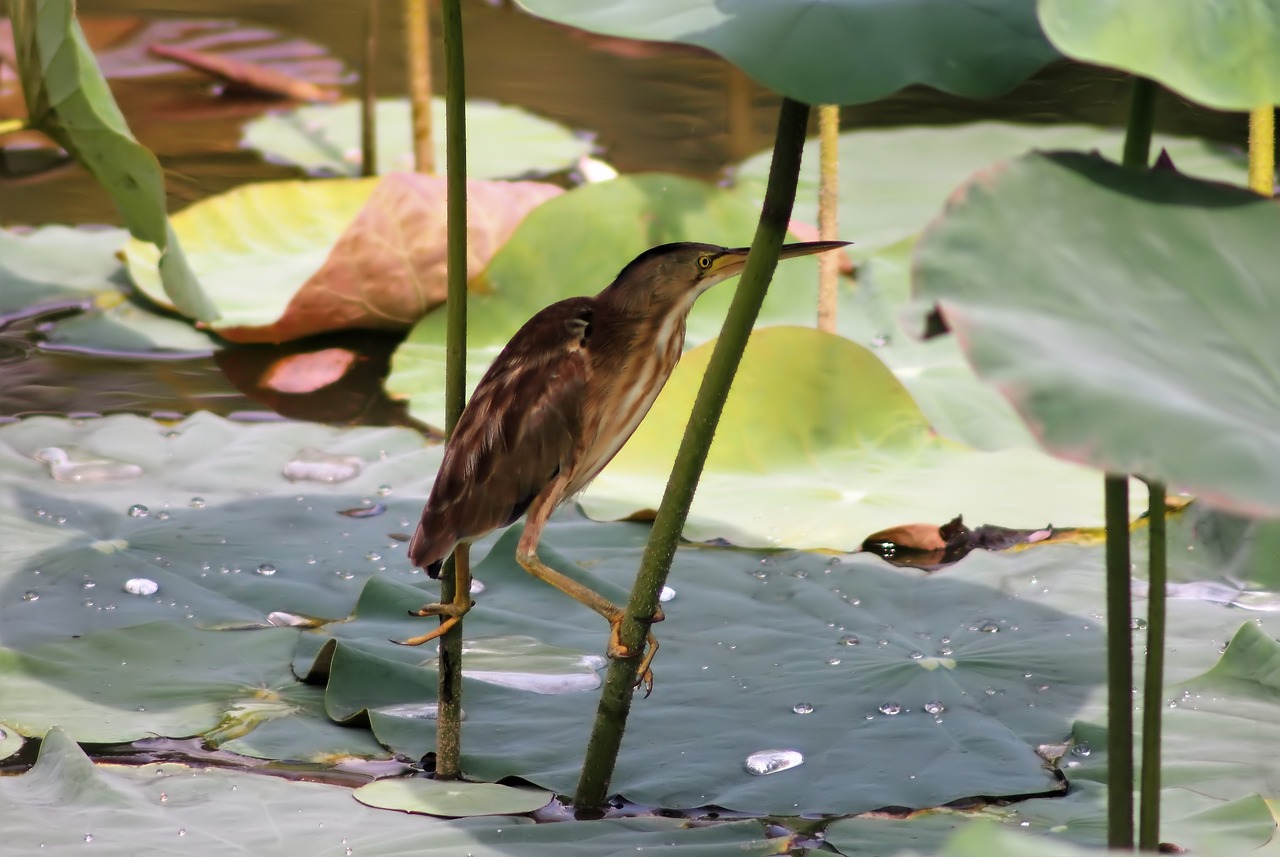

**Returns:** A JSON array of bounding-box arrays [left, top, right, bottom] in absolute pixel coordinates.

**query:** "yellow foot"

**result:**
[[605, 608, 664, 697], [390, 599, 474, 647]]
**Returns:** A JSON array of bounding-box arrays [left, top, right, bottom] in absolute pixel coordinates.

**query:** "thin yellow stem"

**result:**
[[1248, 106, 1274, 196], [817, 104, 840, 333], [405, 0, 435, 174]]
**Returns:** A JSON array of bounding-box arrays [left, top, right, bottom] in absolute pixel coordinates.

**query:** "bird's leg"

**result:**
[[517, 486, 664, 693], [393, 544, 475, 647]]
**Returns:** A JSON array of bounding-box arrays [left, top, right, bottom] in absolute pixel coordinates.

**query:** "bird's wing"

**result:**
[[408, 300, 592, 571]]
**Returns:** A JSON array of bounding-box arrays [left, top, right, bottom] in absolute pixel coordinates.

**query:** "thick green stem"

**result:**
[[434, 0, 467, 781], [1105, 74, 1155, 851], [405, 0, 435, 173], [1105, 474, 1134, 849], [1139, 483, 1166, 851], [359, 0, 378, 177], [574, 97, 813, 808]]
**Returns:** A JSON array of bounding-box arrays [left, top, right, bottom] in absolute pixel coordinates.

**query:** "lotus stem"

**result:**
[[817, 104, 840, 332], [1138, 482, 1167, 851], [360, 0, 379, 177], [405, 0, 435, 173], [1249, 106, 1274, 196], [574, 97, 813, 808], [434, 0, 468, 781]]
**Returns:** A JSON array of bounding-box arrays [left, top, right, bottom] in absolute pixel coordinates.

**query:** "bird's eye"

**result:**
[[696, 255, 713, 271]]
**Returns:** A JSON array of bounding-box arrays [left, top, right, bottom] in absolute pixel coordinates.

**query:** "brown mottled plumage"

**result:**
[[399, 240, 849, 692]]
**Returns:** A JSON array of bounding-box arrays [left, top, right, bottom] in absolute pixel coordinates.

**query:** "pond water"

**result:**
[[0, 0, 1246, 425]]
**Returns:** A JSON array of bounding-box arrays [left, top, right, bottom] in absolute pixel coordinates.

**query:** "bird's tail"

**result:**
[[408, 522, 452, 579]]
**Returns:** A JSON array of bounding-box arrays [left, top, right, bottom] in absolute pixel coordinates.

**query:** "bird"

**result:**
[[395, 239, 849, 693]]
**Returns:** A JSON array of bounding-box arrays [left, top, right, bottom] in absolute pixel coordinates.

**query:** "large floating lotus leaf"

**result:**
[[0, 227, 216, 353], [319, 523, 1108, 815], [1039, 0, 1280, 112], [0, 621, 298, 743], [581, 327, 1139, 549], [913, 152, 1280, 517], [1072, 622, 1280, 805], [386, 174, 829, 428], [927, 818, 1271, 857], [0, 413, 441, 650], [2, 729, 779, 857], [353, 779, 554, 818], [514, 0, 1058, 105], [736, 123, 1247, 259], [7, 0, 215, 320], [122, 175, 560, 341], [825, 781, 1274, 855], [242, 97, 594, 178]]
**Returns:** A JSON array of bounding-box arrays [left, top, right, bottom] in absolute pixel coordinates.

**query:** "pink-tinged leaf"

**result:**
[[262, 348, 357, 393], [213, 175, 562, 343]]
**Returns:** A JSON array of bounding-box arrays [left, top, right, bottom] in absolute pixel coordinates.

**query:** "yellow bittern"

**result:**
[[397, 240, 847, 691]]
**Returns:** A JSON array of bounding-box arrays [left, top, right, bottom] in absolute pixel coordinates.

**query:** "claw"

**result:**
[[391, 614, 462, 646]]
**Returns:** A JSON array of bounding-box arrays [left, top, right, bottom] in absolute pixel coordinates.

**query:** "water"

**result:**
[[35, 446, 143, 482], [744, 749, 804, 776], [282, 449, 363, 483], [124, 578, 159, 596]]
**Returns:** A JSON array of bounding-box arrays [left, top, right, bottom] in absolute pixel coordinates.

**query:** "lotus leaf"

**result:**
[[242, 97, 594, 178], [514, 0, 1058, 105], [914, 152, 1280, 517], [1039, 0, 1280, 112]]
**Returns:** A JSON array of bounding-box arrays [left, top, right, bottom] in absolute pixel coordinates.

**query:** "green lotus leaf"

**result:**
[[353, 779, 553, 817], [913, 152, 1280, 517], [242, 97, 594, 178], [0, 722, 23, 761], [385, 173, 831, 429], [581, 327, 1139, 549], [825, 782, 1274, 854], [1039, 0, 1280, 112], [0, 227, 215, 353], [7, 0, 215, 320], [1, 729, 778, 856], [514, 1, 1058, 105], [736, 123, 1247, 260], [314, 521, 1111, 815], [0, 621, 297, 743]]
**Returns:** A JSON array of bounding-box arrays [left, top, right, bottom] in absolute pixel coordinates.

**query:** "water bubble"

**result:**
[[825, 657, 841, 665], [744, 749, 804, 776], [155, 511, 171, 521], [305, 555, 318, 565], [127, 504, 149, 518], [82, 578, 96, 590], [838, 634, 860, 646], [909, 650, 925, 660], [255, 563, 278, 576], [878, 702, 902, 715], [189, 497, 206, 509], [792, 702, 814, 715], [870, 333, 892, 348], [1130, 617, 1148, 630], [659, 585, 676, 602], [125, 578, 159, 596], [377, 484, 393, 496], [470, 578, 486, 595], [970, 620, 1000, 633], [84, 834, 94, 843], [158, 792, 167, 803], [1071, 742, 1091, 757], [177, 829, 187, 837], [365, 552, 382, 562], [21, 590, 38, 602], [282, 449, 363, 483], [791, 569, 809, 579], [938, 645, 954, 656], [924, 701, 945, 715], [267, 611, 325, 628], [984, 687, 997, 696], [35, 447, 142, 483]]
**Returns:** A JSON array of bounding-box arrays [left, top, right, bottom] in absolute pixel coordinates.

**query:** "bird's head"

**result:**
[[600, 240, 849, 313]]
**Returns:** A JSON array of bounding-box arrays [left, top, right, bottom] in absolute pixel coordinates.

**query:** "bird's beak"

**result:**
[[709, 240, 851, 280]]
